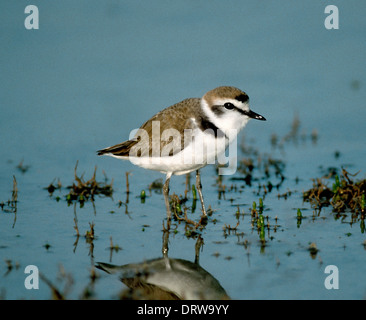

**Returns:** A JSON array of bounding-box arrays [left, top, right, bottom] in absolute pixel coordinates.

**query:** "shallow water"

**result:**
[[1, 1, 366, 299]]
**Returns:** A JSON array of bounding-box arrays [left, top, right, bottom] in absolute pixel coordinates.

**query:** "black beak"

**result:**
[[246, 109, 266, 121]]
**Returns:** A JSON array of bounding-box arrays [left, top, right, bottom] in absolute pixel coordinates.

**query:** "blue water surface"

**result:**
[[1, 1, 366, 299]]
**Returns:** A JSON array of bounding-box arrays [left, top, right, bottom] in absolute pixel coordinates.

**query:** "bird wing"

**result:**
[[97, 98, 201, 158]]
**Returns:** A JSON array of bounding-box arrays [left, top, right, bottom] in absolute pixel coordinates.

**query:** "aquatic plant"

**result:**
[[46, 161, 114, 206], [303, 168, 366, 214]]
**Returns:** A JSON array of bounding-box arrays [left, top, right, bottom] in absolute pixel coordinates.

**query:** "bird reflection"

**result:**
[[96, 231, 229, 300]]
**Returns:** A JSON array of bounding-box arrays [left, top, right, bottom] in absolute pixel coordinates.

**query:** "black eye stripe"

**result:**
[[211, 105, 225, 115], [212, 103, 257, 118]]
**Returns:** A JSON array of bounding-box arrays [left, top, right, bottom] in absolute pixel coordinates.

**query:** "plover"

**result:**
[[97, 86, 266, 218]]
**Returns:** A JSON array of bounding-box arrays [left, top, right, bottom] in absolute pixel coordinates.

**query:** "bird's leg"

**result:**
[[195, 170, 207, 216], [194, 235, 204, 265], [163, 173, 172, 221], [162, 225, 170, 257]]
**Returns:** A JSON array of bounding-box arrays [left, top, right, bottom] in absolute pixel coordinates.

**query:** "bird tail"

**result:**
[[97, 139, 138, 157]]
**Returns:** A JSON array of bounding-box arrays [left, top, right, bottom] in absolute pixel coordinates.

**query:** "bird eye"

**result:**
[[224, 102, 235, 110]]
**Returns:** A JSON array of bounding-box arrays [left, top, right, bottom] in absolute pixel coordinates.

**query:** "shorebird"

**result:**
[[97, 86, 266, 218]]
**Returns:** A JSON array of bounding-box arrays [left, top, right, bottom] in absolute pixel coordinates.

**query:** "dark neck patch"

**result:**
[[199, 117, 226, 138]]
